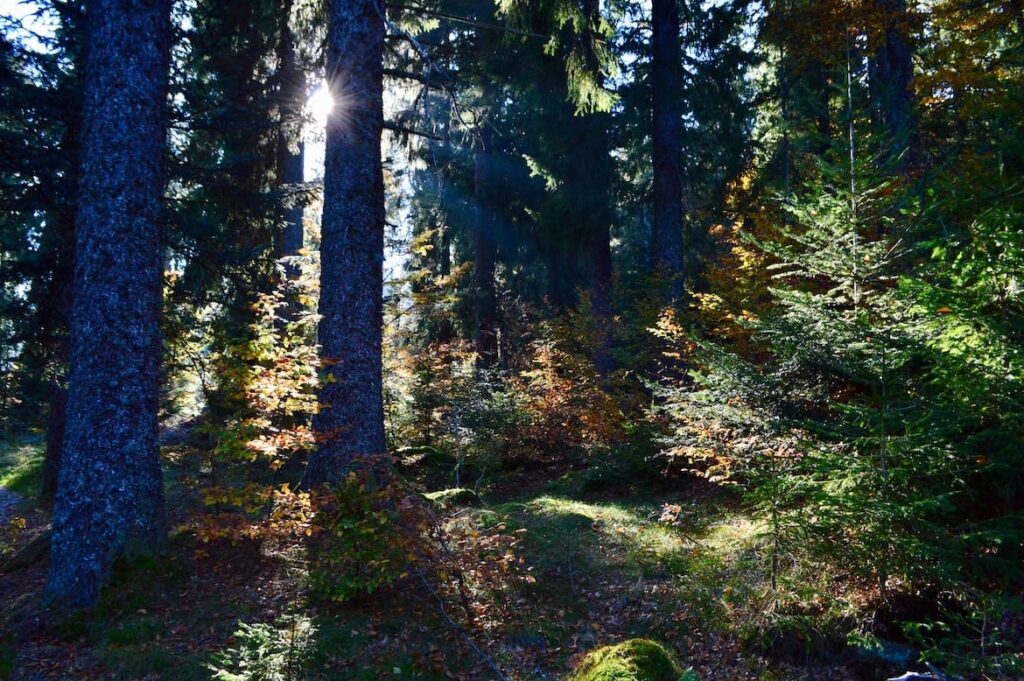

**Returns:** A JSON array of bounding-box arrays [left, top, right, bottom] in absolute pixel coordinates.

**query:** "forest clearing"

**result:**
[[1, 0, 1022, 679]]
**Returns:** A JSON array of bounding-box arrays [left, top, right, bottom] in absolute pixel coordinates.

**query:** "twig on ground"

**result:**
[[416, 571, 511, 681]]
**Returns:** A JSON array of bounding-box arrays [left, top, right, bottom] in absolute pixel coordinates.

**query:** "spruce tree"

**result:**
[[309, 0, 389, 483], [650, 0, 685, 301], [46, 0, 172, 607]]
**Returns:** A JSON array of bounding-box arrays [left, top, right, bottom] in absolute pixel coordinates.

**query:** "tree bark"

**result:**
[[589, 218, 614, 376], [807, 59, 832, 154], [473, 123, 498, 366], [39, 208, 75, 505], [308, 0, 387, 485], [651, 0, 686, 302], [275, 0, 306, 262], [41, 384, 67, 502], [580, 112, 615, 376], [871, 0, 916, 166], [46, 0, 171, 608], [37, 7, 83, 504]]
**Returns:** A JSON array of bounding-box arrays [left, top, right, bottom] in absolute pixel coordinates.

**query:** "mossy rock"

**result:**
[[425, 488, 481, 507], [394, 445, 456, 469], [567, 640, 698, 681]]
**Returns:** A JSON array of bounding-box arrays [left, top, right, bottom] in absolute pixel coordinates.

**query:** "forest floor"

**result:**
[[0, 435, 881, 680]]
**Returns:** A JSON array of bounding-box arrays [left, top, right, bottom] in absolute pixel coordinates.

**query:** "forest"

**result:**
[[0, 0, 1021, 679]]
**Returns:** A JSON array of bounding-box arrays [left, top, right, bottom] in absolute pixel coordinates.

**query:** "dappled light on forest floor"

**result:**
[[2, 0, 1022, 676]]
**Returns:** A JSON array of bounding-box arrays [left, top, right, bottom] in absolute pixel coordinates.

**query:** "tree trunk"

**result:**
[[275, 0, 306, 263], [46, 0, 171, 608], [41, 384, 67, 503], [39, 26, 82, 505], [39, 213, 75, 505], [807, 59, 832, 154], [650, 0, 686, 302], [308, 0, 387, 485], [589, 219, 614, 376], [871, 0, 916, 166], [473, 123, 498, 366], [580, 112, 615, 376], [40, 114, 80, 506]]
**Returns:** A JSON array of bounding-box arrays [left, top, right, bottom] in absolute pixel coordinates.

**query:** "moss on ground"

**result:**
[[0, 437, 44, 496], [425, 487, 481, 506], [567, 639, 696, 681]]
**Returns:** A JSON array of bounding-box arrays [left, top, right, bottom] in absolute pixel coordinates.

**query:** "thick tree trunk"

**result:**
[[871, 0, 916, 166], [473, 124, 498, 366], [650, 0, 686, 302], [545, 251, 578, 310], [46, 0, 171, 608], [275, 0, 306, 262], [308, 0, 387, 485]]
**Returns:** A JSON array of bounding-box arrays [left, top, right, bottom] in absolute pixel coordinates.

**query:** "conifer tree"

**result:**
[[869, 0, 916, 166], [473, 121, 499, 364], [47, 0, 172, 607], [309, 0, 388, 483], [0, 2, 85, 497], [650, 0, 685, 301], [275, 0, 307, 264]]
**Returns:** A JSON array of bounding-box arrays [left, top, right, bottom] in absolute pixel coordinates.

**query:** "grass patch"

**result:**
[[478, 495, 711, 582], [459, 493, 772, 650], [0, 436, 45, 496]]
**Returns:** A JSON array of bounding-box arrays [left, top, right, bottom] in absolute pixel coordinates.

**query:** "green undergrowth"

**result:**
[[454, 489, 871, 673], [568, 639, 697, 681], [5, 459, 881, 680], [0, 436, 44, 496], [466, 494, 756, 590], [47, 545, 244, 680]]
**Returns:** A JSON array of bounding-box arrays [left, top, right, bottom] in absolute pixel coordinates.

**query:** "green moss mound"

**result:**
[[425, 488, 481, 507], [394, 445, 456, 469], [567, 639, 697, 681]]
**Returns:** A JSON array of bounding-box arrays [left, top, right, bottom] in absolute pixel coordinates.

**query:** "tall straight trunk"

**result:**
[[41, 62, 82, 504], [431, 138, 456, 344], [580, 112, 614, 376], [308, 0, 387, 484], [589, 219, 613, 376], [871, 0, 916, 166], [807, 59, 832, 154], [40, 208, 75, 503], [46, 0, 171, 608], [545, 250, 578, 309], [435, 219, 456, 344], [41, 382, 67, 502], [473, 123, 498, 366], [650, 0, 685, 302], [275, 0, 306, 262]]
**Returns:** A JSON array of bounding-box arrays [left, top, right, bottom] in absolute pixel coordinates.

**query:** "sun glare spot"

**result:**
[[307, 83, 334, 127]]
